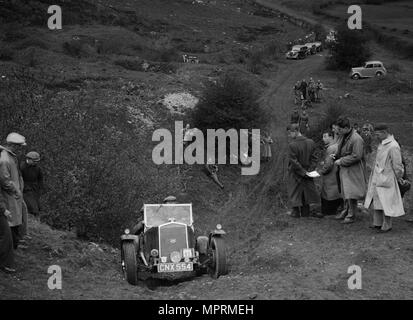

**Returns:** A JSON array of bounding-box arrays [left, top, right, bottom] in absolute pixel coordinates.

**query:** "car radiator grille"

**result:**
[[159, 223, 188, 262]]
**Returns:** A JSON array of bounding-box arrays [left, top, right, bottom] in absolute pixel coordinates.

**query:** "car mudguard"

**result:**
[[196, 236, 209, 255]]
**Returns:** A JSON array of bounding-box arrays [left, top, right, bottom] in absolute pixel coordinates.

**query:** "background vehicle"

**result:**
[[285, 45, 307, 59], [350, 61, 387, 79], [304, 43, 317, 55], [120, 203, 228, 285]]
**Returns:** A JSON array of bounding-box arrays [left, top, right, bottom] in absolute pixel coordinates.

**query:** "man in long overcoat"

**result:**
[[364, 124, 405, 232], [334, 117, 367, 224], [287, 124, 321, 218], [0, 191, 15, 273], [0, 133, 28, 249]]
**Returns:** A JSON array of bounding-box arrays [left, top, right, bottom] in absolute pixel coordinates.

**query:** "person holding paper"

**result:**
[[286, 124, 321, 218]]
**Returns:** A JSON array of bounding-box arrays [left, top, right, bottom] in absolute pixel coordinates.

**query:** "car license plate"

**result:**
[[157, 262, 193, 273]]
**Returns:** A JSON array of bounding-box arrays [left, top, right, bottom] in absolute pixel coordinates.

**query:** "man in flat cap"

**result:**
[[0, 133, 28, 249], [286, 124, 321, 218], [333, 117, 367, 224], [21, 151, 44, 219], [364, 124, 405, 232]]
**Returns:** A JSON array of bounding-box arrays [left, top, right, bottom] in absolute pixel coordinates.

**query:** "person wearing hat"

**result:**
[[131, 196, 177, 235], [333, 117, 367, 224], [20, 151, 44, 219], [0, 133, 28, 249], [286, 124, 321, 218], [364, 123, 405, 232]]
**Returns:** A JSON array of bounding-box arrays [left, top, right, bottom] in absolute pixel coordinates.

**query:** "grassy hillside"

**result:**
[[0, 0, 307, 247]]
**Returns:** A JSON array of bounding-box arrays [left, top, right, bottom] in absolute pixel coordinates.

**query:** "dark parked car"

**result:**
[[120, 203, 228, 284]]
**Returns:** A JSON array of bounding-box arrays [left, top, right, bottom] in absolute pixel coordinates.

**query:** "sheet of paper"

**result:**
[[306, 171, 320, 178]]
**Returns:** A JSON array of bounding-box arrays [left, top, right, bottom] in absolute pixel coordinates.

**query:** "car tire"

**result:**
[[122, 242, 138, 285], [209, 237, 228, 279], [376, 71, 383, 77], [352, 74, 360, 80]]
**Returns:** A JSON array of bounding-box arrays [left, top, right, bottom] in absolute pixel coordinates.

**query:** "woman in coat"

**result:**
[[260, 132, 273, 162], [364, 124, 405, 232], [318, 130, 343, 215]]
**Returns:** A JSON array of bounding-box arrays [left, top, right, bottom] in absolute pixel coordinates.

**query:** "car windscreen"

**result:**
[[144, 204, 193, 228]]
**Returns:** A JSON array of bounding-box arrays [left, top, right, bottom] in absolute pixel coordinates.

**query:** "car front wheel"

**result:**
[[209, 237, 228, 279], [122, 242, 138, 285], [376, 71, 383, 77], [352, 73, 360, 80]]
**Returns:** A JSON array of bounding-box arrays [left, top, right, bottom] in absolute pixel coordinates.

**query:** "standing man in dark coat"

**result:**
[[286, 124, 321, 218], [20, 151, 44, 218]]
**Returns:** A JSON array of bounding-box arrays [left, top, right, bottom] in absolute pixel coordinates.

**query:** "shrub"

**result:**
[[326, 23, 371, 70], [313, 23, 327, 41], [0, 46, 14, 61], [191, 71, 267, 132]]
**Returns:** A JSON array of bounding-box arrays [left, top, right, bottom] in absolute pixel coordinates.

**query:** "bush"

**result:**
[[326, 23, 372, 70], [313, 23, 327, 41], [0, 46, 14, 61], [191, 72, 267, 132]]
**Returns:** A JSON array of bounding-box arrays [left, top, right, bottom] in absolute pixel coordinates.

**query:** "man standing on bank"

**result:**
[[286, 124, 321, 218], [20, 151, 44, 219], [333, 117, 367, 224], [364, 124, 405, 232], [0, 133, 28, 249]]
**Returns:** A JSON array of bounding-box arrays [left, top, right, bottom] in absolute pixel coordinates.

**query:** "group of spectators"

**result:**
[[0, 132, 44, 273], [286, 116, 410, 231], [293, 78, 324, 108]]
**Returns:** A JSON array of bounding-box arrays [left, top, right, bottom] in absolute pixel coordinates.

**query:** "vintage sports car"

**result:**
[[120, 203, 228, 285]]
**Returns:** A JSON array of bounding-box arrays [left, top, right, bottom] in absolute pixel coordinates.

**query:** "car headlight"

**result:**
[[170, 251, 182, 263], [216, 224, 222, 230], [124, 228, 130, 235], [151, 249, 159, 257]]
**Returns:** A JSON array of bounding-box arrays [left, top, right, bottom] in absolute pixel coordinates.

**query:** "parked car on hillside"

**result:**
[[350, 61, 387, 79], [120, 203, 228, 285], [304, 43, 317, 55], [285, 45, 307, 59]]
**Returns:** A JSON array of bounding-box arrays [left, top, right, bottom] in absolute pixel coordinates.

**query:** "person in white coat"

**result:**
[[364, 124, 405, 233]]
